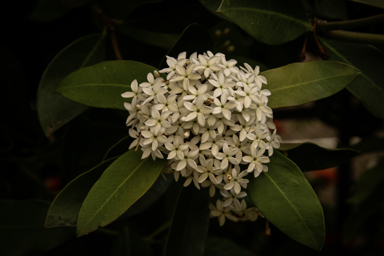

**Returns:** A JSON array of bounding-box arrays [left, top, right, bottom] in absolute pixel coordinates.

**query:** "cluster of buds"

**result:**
[[122, 51, 281, 226]]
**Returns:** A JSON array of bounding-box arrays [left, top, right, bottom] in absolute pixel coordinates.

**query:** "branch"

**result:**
[[317, 13, 384, 31], [92, 4, 123, 60], [326, 30, 384, 45]]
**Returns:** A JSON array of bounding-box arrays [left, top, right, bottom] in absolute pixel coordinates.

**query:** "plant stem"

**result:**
[[313, 23, 330, 59], [317, 13, 384, 30], [326, 30, 384, 45], [92, 4, 123, 60], [300, 34, 308, 61]]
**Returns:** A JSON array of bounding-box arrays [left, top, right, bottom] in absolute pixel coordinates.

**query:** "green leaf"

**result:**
[[348, 159, 384, 205], [45, 158, 117, 228], [319, 38, 384, 119], [37, 33, 106, 136], [159, 24, 214, 68], [29, 0, 70, 22], [164, 184, 210, 256], [247, 151, 325, 251], [262, 61, 361, 109], [280, 143, 359, 171], [56, 61, 157, 110], [204, 236, 254, 256], [348, 0, 384, 9], [217, 0, 312, 45], [0, 200, 74, 255], [77, 150, 167, 236], [120, 173, 174, 219]]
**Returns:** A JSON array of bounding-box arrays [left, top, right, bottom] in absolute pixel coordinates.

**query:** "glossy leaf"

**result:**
[[348, 0, 384, 9], [348, 159, 384, 205], [320, 38, 384, 119], [261, 61, 360, 109], [77, 150, 167, 236], [120, 173, 174, 219], [280, 142, 359, 171], [247, 151, 325, 251], [56, 61, 157, 110], [37, 33, 106, 136], [159, 24, 214, 69], [0, 200, 74, 255], [204, 236, 254, 256], [217, 0, 312, 45], [164, 184, 210, 256], [45, 158, 117, 228]]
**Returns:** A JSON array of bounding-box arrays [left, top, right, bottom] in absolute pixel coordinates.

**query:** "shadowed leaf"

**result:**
[[217, 0, 312, 45], [37, 33, 106, 136], [247, 151, 325, 251]]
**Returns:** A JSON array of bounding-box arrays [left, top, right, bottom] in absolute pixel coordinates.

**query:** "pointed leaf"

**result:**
[[261, 61, 361, 109], [320, 38, 384, 119], [77, 150, 167, 236], [280, 142, 359, 171], [0, 200, 74, 256], [164, 184, 210, 256], [159, 24, 214, 68], [247, 151, 325, 251], [217, 0, 312, 45], [56, 60, 157, 110], [37, 33, 106, 136], [45, 157, 117, 228]]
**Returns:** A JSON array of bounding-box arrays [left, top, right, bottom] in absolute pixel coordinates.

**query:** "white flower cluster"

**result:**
[[122, 51, 281, 226]]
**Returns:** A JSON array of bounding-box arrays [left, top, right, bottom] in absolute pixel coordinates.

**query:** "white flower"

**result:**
[[122, 51, 281, 226], [194, 55, 221, 78], [184, 95, 213, 126], [223, 168, 249, 194], [209, 200, 238, 226], [242, 147, 270, 177], [170, 63, 201, 91], [141, 127, 167, 152]]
